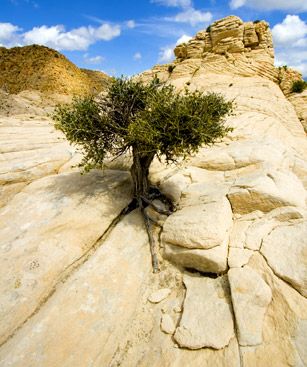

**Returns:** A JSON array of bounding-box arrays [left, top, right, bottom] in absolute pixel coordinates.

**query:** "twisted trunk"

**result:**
[[130, 146, 155, 200], [130, 146, 160, 272]]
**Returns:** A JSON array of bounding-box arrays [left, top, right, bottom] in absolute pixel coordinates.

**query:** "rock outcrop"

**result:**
[[0, 15, 307, 367], [173, 16, 277, 82]]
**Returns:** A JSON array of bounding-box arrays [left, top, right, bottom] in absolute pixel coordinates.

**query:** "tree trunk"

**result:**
[[130, 146, 160, 273], [130, 146, 155, 200]]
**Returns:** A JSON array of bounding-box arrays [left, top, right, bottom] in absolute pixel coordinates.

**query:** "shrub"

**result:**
[[291, 80, 307, 93], [168, 64, 176, 73]]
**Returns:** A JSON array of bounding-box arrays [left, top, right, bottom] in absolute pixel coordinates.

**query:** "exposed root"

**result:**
[[139, 187, 175, 274]]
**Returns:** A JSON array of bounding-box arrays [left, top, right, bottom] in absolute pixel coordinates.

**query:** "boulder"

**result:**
[[227, 170, 306, 214], [162, 198, 232, 250], [174, 274, 235, 349], [261, 221, 307, 297]]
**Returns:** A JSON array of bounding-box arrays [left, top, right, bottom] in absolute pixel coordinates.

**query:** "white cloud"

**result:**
[[151, 0, 192, 8], [83, 53, 104, 64], [272, 15, 307, 46], [273, 15, 307, 77], [0, 22, 121, 51], [176, 34, 192, 45], [229, 0, 307, 11], [167, 8, 212, 26], [158, 46, 174, 62], [133, 52, 142, 60], [126, 20, 136, 29], [0, 23, 20, 44]]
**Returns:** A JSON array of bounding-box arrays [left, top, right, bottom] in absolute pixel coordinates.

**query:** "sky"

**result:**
[[0, 0, 306, 77]]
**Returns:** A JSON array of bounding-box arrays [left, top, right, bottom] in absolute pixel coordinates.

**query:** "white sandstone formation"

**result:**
[[0, 15, 307, 367]]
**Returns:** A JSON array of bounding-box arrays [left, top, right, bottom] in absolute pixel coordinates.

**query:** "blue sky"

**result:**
[[1, 0, 306, 76]]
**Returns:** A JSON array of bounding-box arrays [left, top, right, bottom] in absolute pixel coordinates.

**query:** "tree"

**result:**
[[53, 76, 234, 272]]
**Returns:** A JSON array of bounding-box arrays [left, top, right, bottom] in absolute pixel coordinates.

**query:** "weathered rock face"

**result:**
[[173, 16, 276, 82], [288, 90, 307, 134], [1, 15, 307, 367]]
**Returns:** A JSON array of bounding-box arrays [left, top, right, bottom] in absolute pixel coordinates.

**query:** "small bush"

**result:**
[[168, 65, 175, 73], [253, 20, 261, 24], [291, 80, 307, 93], [206, 25, 211, 32]]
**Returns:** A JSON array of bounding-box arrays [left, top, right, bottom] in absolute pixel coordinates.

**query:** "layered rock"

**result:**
[[172, 16, 277, 82]]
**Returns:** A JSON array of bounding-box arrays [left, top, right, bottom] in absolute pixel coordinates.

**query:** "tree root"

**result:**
[[138, 189, 175, 273]]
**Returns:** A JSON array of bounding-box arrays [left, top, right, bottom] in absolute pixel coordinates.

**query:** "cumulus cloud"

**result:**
[[272, 15, 307, 46], [176, 34, 192, 44], [0, 23, 21, 46], [272, 15, 307, 77], [158, 46, 174, 62], [0, 22, 121, 51], [133, 52, 142, 60], [167, 8, 212, 26], [229, 0, 307, 11]]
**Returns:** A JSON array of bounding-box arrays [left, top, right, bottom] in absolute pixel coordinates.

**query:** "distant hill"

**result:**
[[0, 45, 110, 95]]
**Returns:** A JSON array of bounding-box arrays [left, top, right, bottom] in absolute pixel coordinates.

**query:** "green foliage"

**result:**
[[53, 76, 234, 171], [291, 80, 307, 93], [206, 25, 211, 32], [253, 20, 261, 24]]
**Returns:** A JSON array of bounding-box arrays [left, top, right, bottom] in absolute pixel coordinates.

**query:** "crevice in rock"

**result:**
[[184, 267, 220, 278], [226, 274, 244, 367], [0, 198, 138, 349]]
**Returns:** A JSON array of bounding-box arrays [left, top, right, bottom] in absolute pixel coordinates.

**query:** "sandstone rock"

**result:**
[[228, 267, 272, 346], [288, 89, 307, 133], [159, 172, 191, 203], [162, 198, 232, 250], [174, 274, 235, 349], [278, 66, 303, 96], [228, 248, 254, 268], [148, 288, 171, 303], [174, 43, 187, 59], [245, 206, 304, 251], [261, 221, 307, 297], [0, 169, 132, 345], [239, 253, 307, 367], [227, 170, 306, 214], [0, 211, 150, 367], [210, 16, 244, 49], [160, 314, 176, 334], [186, 40, 205, 59], [164, 240, 228, 273], [243, 22, 259, 47], [190, 139, 285, 171]]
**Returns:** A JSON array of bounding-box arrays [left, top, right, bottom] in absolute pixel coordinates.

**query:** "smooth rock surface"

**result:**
[[228, 267, 272, 346], [261, 221, 307, 297], [174, 274, 235, 349], [160, 314, 176, 334], [148, 288, 172, 303], [164, 240, 228, 273], [0, 211, 150, 367], [227, 170, 306, 214], [162, 198, 232, 250], [0, 169, 132, 345]]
